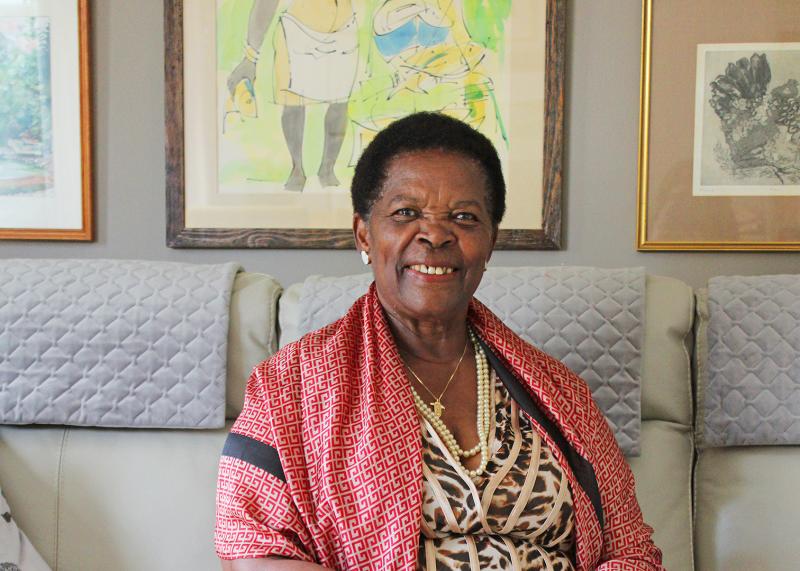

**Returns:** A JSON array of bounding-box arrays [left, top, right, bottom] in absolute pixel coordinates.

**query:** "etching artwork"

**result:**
[[694, 44, 800, 196]]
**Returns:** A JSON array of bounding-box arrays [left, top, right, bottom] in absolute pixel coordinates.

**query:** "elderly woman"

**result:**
[[215, 113, 663, 570]]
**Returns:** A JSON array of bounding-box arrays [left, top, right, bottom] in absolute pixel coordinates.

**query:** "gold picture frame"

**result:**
[[0, 0, 93, 241], [165, 0, 565, 249], [637, 0, 800, 251]]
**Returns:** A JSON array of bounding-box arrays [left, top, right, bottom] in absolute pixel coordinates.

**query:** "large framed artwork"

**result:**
[[637, 0, 800, 250], [0, 0, 93, 241], [165, 0, 565, 249]]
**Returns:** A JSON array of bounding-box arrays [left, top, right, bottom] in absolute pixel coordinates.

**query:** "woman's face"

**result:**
[[354, 150, 497, 326]]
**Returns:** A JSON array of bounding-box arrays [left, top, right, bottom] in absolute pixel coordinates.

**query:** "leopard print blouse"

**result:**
[[417, 369, 576, 570]]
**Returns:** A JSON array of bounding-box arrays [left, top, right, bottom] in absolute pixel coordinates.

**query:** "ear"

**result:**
[[353, 213, 370, 252]]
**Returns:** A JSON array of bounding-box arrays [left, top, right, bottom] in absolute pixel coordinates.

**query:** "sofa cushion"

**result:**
[[696, 275, 800, 447], [0, 423, 229, 571], [695, 446, 800, 571], [0, 259, 241, 429]]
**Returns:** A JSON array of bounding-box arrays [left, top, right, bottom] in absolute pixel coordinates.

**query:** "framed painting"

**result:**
[[165, 0, 565, 249], [637, 0, 800, 250], [0, 0, 93, 241]]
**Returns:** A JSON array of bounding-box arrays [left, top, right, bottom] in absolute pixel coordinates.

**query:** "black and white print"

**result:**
[[693, 43, 800, 196]]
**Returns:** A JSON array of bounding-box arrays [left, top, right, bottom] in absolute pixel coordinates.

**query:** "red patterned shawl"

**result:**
[[215, 285, 663, 570]]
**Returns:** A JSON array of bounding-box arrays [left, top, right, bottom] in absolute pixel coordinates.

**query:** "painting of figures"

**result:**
[[0, 17, 53, 196], [169, 0, 562, 248], [693, 43, 800, 196]]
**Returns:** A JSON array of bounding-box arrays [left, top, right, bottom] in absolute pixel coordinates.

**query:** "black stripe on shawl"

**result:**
[[222, 432, 285, 483], [476, 336, 605, 530]]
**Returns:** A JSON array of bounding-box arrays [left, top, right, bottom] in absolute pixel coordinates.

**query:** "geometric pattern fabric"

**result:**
[[700, 274, 800, 446], [0, 258, 240, 428]]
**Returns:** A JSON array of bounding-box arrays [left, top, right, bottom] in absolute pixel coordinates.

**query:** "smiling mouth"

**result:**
[[408, 264, 456, 275]]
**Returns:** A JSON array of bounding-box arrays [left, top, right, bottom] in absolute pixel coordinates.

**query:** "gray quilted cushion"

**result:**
[[697, 275, 800, 447], [293, 266, 645, 455], [0, 259, 241, 429]]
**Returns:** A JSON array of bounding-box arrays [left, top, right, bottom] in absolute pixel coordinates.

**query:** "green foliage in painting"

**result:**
[[462, 0, 512, 52], [0, 19, 51, 147]]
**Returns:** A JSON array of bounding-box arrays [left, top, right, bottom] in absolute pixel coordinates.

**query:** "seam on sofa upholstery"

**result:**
[[54, 427, 70, 571], [683, 287, 696, 428], [682, 286, 697, 571], [687, 290, 701, 571], [691, 446, 700, 571], [686, 432, 697, 571], [45, 428, 67, 569], [267, 278, 282, 354], [693, 289, 709, 449]]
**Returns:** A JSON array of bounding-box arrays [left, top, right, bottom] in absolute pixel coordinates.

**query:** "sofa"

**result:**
[[0, 262, 795, 570]]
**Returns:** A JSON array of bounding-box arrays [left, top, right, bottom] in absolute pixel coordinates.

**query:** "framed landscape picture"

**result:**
[[0, 0, 93, 241], [637, 0, 800, 250], [165, 0, 565, 249]]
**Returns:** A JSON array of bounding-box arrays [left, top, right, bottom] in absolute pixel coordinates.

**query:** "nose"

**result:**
[[416, 217, 454, 248]]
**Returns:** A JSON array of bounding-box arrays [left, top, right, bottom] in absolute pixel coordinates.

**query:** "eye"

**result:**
[[453, 211, 478, 222], [392, 207, 418, 219]]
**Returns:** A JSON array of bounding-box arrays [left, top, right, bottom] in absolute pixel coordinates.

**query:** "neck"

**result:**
[[382, 306, 469, 364]]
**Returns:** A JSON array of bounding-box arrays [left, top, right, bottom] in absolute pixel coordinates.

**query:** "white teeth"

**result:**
[[410, 264, 454, 275]]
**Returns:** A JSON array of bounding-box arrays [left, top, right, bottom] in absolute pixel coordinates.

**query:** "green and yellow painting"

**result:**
[[0, 17, 53, 196], [217, 0, 512, 195]]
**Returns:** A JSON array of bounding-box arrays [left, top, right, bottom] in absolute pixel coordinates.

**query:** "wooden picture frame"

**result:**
[[0, 0, 93, 241], [166, 0, 565, 249], [637, 0, 800, 251]]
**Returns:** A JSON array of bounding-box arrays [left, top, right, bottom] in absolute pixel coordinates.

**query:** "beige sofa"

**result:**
[[0, 267, 790, 570]]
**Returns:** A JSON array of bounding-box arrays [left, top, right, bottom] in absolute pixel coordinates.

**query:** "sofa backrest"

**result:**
[[693, 276, 800, 571], [1, 265, 698, 570]]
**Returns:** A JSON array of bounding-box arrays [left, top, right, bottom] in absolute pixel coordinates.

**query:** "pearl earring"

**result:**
[[360, 250, 370, 265]]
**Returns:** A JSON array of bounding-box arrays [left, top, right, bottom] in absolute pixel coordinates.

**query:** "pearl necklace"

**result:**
[[409, 330, 492, 478]]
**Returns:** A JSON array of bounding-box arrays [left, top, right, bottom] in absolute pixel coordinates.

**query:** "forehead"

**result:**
[[378, 150, 490, 206]]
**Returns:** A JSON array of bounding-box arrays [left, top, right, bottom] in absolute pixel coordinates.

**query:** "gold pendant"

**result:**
[[432, 400, 444, 418]]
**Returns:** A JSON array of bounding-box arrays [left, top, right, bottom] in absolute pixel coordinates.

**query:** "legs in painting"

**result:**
[[319, 102, 349, 188], [281, 105, 306, 192], [225, 0, 358, 192]]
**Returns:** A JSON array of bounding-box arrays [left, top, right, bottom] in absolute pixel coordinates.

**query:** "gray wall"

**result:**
[[1, 1, 798, 289]]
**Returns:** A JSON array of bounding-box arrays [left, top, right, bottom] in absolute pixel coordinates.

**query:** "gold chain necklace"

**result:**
[[404, 338, 468, 418], [410, 330, 492, 477]]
